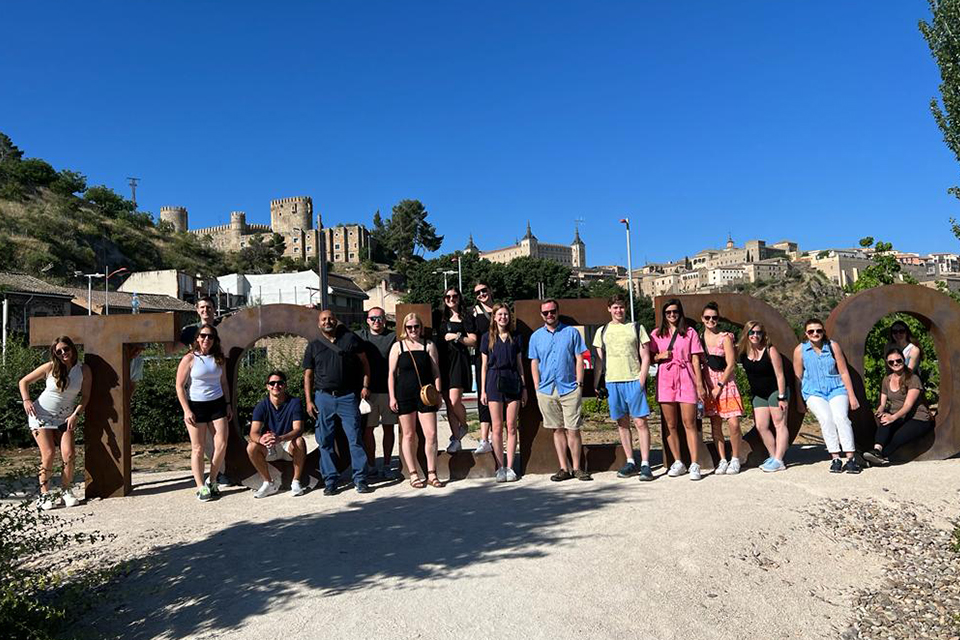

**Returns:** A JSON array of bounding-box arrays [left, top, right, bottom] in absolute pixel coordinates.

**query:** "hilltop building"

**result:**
[[160, 198, 375, 265], [467, 223, 586, 268]]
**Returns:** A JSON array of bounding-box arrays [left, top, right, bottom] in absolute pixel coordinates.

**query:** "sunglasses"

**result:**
[[55, 347, 72, 355], [702, 315, 719, 321], [267, 380, 286, 387], [367, 316, 384, 322], [474, 287, 489, 296], [748, 329, 763, 336], [405, 324, 421, 330], [664, 309, 680, 316], [541, 309, 558, 317], [891, 328, 906, 334], [887, 358, 904, 366], [806, 329, 824, 336], [198, 334, 215, 340], [444, 294, 459, 301]]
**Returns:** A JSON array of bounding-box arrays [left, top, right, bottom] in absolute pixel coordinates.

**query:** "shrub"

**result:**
[[0, 487, 116, 640], [0, 338, 47, 447], [130, 356, 184, 444]]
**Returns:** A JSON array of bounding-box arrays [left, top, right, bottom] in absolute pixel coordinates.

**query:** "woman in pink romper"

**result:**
[[650, 299, 707, 480]]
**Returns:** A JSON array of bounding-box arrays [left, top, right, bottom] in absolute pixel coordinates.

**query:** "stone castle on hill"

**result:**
[[159, 197, 373, 264], [464, 222, 586, 268]]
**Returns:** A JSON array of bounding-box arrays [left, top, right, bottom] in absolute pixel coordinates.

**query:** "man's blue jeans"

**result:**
[[314, 390, 368, 487]]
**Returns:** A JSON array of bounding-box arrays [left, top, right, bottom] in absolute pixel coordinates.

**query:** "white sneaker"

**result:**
[[726, 458, 741, 475], [667, 460, 687, 477], [505, 468, 518, 482], [62, 489, 80, 508], [715, 459, 729, 475], [254, 480, 279, 499], [495, 468, 507, 483], [475, 440, 493, 454], [36, 494, 57, 511], [289, 480, 304, 497], [689, 463, 702, 481], [446, 438, 462, 454]]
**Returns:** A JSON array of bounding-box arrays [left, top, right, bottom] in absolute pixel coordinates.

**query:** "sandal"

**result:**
[[409, 475, 426, 489], [426, 470, 445, 488]]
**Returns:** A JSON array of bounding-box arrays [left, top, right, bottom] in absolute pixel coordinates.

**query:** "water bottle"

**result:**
[[696, 400, 704, 420]]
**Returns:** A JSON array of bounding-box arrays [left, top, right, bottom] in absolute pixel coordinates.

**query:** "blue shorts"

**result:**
[[607, 380, 650, 420]]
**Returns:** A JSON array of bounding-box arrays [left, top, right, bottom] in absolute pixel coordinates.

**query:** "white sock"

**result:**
[[641, 460, 649, 467], [626, 457, 636, 465]]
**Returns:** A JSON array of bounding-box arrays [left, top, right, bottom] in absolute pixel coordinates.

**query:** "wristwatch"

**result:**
[[778, 394, 787, 401]]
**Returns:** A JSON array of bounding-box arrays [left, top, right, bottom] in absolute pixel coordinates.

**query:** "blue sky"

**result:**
[[2, 1, 957, 267]]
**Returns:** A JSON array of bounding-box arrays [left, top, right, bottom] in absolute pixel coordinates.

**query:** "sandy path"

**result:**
[[59, 449, 960, 640]]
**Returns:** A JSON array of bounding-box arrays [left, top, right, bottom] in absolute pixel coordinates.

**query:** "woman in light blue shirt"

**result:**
[[792, 319, 861, 474]]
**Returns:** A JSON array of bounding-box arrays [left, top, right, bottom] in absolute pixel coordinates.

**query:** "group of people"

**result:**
[[17, 290, 937, 507]]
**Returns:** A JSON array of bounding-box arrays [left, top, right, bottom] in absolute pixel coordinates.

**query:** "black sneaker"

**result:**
[[574, 469, 593, 481], [638, 464, 654, 481], [862, 450, 889, 467], [617, 461, 639, 478], [550, 469, 573, 482], [322, 485, 339, 496], [829, 458, 844, 473], [355, 481, 373, 494], [843, 458, 862, 474]]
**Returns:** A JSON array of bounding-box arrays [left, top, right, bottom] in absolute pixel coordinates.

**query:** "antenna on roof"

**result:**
[[127, 177, 140, 207]]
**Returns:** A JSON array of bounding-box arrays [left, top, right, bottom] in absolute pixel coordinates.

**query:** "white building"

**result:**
[[118, 269, 197, 301], [218, 270, 368, 324], [707, 266, 745, 287]]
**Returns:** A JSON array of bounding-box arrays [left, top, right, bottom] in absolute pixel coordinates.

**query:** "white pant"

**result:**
[[806, 394, 855, 453]]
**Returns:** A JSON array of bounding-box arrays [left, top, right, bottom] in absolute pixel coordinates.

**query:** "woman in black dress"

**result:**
[[737, 320, 790, 471], [439, 287, 477, 454], [480, 303, 526, 482], [388, 312, 444, 488]]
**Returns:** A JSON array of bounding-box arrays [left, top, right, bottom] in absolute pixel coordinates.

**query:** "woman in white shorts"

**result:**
[[19, 336, 91, 510]]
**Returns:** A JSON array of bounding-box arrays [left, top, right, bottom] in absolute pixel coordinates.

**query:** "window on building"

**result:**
[[349, 253, 355, 260], [335, 243, 341, 250], [293, 237, 299, 243]]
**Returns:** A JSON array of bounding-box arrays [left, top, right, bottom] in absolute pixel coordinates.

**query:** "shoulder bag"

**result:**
[[406, 340, 441, 407]]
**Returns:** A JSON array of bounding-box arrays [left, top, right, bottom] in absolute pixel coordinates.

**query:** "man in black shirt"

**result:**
[[303, 309, 373, 495], [356, 307, 399, 479], [180, 296, 221, 347]]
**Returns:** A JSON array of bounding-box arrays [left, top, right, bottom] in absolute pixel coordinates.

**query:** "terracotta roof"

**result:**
[[63, 287, 195, 312], [0, 272, 74, 298]]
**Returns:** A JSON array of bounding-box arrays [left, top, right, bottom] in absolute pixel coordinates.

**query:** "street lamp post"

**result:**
[[436, 269, 457, 290], [104, 267, 128, 315], [453, 255, 462, 292], [619, 218, 635, 324], [83, 272, 104, 316]]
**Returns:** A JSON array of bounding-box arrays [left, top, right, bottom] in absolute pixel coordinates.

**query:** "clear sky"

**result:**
[[3, 1, 957, 267]]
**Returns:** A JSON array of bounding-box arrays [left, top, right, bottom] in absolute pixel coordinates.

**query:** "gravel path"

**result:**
[[49, 448, 960, 640]]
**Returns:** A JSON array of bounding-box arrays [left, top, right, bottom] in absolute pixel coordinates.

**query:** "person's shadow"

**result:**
[[87, 483, 621, 639]]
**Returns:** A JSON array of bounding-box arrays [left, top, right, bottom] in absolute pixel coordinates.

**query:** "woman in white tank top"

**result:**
[[18, 336, 91, 510], [175, 325, 232, 502]]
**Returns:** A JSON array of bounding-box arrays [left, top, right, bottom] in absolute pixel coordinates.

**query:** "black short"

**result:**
[[189, 397, 228, 423], [396, 397, 440, 416]]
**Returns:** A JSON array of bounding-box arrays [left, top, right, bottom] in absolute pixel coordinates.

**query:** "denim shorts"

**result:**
[[608, 380, 650, 420]]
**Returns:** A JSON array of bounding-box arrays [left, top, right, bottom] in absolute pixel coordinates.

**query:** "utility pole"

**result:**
[[127, 177, 140, 207], [619, 218, 635, 324]]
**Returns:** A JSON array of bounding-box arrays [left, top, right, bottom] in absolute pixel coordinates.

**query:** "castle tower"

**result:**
[[230, 211, 246, 233], [464, 233, 479, 254], [520, 221, 538, 258], [726, 233, 735, 250], [159, 206, 188, 233], [571, 226, 586, 268], [270, 196, 313, 233]]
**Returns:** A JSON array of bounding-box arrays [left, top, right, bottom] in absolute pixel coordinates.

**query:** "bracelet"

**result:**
[[778, 395, 787, 401]]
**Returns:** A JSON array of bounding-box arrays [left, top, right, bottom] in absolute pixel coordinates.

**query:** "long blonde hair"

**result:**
[[737, 320, 769, 357], [487, 303, 514, 350]]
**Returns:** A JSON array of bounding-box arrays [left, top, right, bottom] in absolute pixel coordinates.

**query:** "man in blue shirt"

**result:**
[[247, 370, 307, 498], [528, 299, 592, 481]]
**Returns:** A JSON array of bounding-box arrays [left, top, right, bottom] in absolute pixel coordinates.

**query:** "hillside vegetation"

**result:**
[[0, 133, 228, 281], [723, 267, 844, 333]]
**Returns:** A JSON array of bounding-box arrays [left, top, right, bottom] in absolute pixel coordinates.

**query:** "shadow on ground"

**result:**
[[90, 483, 622, 639]]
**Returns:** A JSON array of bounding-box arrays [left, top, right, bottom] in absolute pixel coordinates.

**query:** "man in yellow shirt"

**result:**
[[593, 294, 653, 481]]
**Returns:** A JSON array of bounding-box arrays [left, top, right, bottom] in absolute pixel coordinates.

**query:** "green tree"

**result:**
[[381, 199, 443, 269], [921, 0, 960, 200], [83, 185, 136, 218], [0, 132, 23, 163], [850, 238, 916, 292], [231, 233, 287, 274]]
